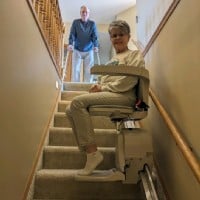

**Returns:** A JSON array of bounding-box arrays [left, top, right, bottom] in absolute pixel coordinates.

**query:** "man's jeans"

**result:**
[[71, 49, 94, 82]]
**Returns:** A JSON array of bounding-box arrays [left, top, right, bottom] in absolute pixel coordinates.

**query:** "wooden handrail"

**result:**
[[149, 88, 200, 184]]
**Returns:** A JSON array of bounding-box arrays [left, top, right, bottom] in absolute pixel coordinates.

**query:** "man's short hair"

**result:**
[[80, 5, 90, 13]]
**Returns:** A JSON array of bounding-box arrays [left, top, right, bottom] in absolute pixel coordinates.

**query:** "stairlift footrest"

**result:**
[[74, 169, 125, 182]]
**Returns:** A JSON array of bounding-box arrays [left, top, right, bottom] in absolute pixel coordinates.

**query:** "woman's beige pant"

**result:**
[[66, 91, 135, 151]]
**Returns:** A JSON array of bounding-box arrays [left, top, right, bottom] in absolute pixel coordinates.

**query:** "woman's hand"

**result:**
[[89, 84, 102, 93]]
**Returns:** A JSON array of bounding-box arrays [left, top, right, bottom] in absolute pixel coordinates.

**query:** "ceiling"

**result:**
[[58, 0, 136, 24]]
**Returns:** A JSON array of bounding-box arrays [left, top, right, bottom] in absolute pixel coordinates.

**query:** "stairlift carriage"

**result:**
[[75, 64, 153, 183]]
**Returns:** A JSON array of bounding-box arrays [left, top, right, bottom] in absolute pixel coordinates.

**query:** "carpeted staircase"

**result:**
[[32, 82, 144, 200]]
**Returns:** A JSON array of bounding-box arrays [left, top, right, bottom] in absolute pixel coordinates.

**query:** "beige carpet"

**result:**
[[32, 82, 145, 200]]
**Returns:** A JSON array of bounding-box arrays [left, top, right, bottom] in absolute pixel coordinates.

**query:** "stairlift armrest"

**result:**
[[90, 65, 149, 80], [89, 65, 150, 121], [90, 64, 150, 111]]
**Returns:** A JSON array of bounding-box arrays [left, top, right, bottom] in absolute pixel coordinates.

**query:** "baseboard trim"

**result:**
[[22, 89, 61, 200]]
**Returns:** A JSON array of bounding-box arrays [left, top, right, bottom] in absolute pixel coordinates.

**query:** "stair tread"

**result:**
[[34, 169, 143, 200], [58, 100, 71, 103], [32, 82, 146, 200], [54, 112, 116, 129], [58, 100, 71, 105], [36, 169, 77, 179], [49, 127, 116, 147], [49, 127, 72, 131], [44, 146, 115, 152], [62, 90, 88, 93], [63, 82, 92, 91], [59, 99, 71, 101], [36, 168, 125, 178], [49, 126, 116, 133]]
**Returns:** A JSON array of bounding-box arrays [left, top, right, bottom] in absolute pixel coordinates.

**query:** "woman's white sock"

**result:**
[[78, 150, 103, 176]]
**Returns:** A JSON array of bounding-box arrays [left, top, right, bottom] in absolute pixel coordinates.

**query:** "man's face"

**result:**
[[80, 7, 89, 22]]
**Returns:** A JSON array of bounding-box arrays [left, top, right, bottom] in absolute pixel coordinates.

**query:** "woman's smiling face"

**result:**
[[109, 27, 130, 53]]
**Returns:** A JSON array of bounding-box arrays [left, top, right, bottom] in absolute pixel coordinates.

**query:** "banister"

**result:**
[[27, 0, 65, 79], [149, 88, 200, 184]]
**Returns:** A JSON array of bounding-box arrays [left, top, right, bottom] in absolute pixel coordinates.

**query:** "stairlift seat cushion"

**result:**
[[91, 65, 149, 78], [89, 65, 149, 120], [89, 105, 147, 120]]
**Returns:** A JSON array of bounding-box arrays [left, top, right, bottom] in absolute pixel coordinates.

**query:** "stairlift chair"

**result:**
[[75, 65, 153, 183]]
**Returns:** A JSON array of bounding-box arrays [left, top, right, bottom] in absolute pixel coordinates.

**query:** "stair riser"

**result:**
[[58, 101, 70, 112], [43, 149, 115, 169], [61, 91, 88, 101], [54, 114, 115, 129], [49, 131, 77, 146], [49, 130, 116, 147], [34, 178, 141, 200], [32, 82, 145, 200], [63, 82, 92, 91]]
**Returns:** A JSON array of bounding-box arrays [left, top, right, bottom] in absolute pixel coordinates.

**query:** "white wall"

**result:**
[[0, 1, 60, 199], [116, 6, 138, 50], [136, 0, 200, 199], [136, 0, 173, 47]]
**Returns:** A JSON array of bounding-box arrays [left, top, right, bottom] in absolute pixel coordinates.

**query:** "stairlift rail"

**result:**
[[90, 52, 101, 82], [96, 51, 101, 65], [139, 164, 159, 200]]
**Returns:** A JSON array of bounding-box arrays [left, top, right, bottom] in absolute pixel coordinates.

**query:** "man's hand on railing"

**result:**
[[67, 45, 74, 51], [93, 47, 99, 53]]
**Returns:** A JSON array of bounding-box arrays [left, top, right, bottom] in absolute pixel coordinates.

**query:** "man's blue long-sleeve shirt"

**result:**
[[68, 19, 99, 52]]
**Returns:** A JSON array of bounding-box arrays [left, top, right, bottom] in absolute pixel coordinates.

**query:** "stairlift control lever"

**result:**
[[123, 119, 135, 129]]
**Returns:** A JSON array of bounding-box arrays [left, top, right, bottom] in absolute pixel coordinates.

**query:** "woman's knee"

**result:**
[[70, 96, 85, 111]]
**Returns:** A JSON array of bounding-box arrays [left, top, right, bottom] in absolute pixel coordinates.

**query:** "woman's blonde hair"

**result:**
[[108, 20, 130, 34]]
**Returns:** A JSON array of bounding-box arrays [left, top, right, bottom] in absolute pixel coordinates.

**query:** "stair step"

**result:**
[[49, 127, 116, 147], [63, 82, 92, 91], [43, 146, 115, 169], [54, 112, 115, 129], [34, 169, 143, 200], [61, 91, 88, 101], [32, 81, 145, 200], [58, 100, 71, 112]]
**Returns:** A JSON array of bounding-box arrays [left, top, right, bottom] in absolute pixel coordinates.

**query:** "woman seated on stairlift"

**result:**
[[66, 20, 145, 176]]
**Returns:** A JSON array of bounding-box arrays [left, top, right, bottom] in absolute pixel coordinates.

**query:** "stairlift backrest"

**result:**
[[89, 65, 150, 120]]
